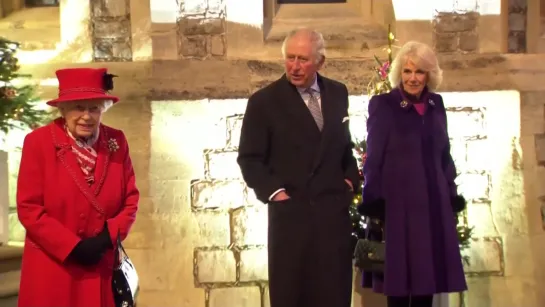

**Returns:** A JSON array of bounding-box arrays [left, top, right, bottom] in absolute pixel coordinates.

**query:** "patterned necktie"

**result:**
[[306, 89, 323, 131]]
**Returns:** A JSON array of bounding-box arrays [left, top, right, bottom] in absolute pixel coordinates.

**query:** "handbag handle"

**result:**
[[114, 230, 128, 268]]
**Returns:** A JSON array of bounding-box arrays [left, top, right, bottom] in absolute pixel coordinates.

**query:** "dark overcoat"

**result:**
[[237, 74, 360, 307], [360, 89, 468, 296]]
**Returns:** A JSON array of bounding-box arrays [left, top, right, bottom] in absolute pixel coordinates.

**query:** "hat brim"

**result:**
[[46, 92, 119, 107]]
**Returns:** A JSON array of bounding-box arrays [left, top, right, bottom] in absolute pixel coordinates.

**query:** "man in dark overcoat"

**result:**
[[237, 28, 360, 307]]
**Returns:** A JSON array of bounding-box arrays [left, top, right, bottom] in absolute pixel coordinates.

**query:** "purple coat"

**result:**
[[360, 88, 468, 296]]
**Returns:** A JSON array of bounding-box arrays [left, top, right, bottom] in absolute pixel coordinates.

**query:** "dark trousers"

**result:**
[[267, 196, 353, 307], [387, 295, 434, 307]]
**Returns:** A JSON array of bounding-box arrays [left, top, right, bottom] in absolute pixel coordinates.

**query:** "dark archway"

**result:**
[[277, 0, 346, 3], [25, 0, 59, 7]]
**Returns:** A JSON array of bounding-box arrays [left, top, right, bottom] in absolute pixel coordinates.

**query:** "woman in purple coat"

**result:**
[[357, 41, 468, 307]]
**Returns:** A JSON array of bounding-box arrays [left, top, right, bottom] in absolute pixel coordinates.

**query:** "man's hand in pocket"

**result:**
[[272, 191, 290, 201]]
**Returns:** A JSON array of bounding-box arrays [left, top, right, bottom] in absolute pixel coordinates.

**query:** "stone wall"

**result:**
[[176, 0, 226, 59], [91, 0, 133, 61], [433, 12, 480, 53]]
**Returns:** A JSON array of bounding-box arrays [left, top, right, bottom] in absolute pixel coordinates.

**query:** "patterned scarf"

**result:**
[[66, 127, 99, 185]]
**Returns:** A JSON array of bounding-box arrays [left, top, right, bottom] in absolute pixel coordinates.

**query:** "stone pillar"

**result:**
[[91, 0, 133, 61], [176, 0, 227, 59], [0, 151, 8, 245], [432, 11, 480, 54], [507, 0, 527, 53]]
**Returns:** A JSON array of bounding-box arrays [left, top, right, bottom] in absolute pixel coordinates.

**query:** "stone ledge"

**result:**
[[19, 53, 545, 101]]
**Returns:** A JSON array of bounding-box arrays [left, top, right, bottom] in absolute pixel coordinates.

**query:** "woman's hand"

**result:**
[[69, 225, 112, 266]]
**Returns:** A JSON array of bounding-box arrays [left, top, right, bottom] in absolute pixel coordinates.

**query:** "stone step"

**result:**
[[0, 246, 23, 275], [0, 270, 20, 307]]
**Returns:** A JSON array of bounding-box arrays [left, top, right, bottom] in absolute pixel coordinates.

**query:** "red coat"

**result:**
[[16, 118, 139, 307]]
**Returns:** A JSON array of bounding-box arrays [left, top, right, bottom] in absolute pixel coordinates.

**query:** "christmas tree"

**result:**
[[0, 37, 49, 134], [350, 25, 474, 262]]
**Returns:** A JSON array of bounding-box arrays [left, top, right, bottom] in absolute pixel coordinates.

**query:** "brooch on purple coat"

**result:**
[[429, 99, 435, 106], [400, 100, 409, 108]]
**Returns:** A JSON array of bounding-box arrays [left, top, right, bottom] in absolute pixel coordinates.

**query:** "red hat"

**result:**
[[46, 68, 119, 107]]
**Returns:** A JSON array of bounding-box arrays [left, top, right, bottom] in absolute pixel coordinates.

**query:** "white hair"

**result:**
[[281, 28, 326, 64], [388, 41, 443, 91], [57, 99, 114, 115]]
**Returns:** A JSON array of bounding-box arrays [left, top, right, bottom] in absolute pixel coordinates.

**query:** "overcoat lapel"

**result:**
[[50, 118, 109, 214], [278, 75, 322, 140], [92, 126, 111, 196]]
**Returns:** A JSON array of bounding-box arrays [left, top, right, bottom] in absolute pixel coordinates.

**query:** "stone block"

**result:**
[[94, 38, 133, 61], [347, 114, 367, 142], [508, 13, 526, 32], [456, 173, 490, 201], [8, 212, 25, 242], [467, 202, 497, 236], [205, 150, 242, 179], [151, 31, 179, 60], [178, 35, 208, 58], [179, 17, 225, 36], [244, 187, 264, 206], [465, 139, 490, 171], [180, 0, 208, 17], [92, 0, 129, 17], [209, 35, 226, 57], [208, 0, 225, 17], [433, 12, 479, 33], [231, 206, 268, 246], [111, 39, 133, 61], [534, 133, 545, 166], [459, 31, 479, 52], [433, 32, 458, 53], [190, 180, 246, 210], [195, 211, 231, 247], [226, 115, 244, 148], [194, 249, 237, 283], [264, 286, 270, 307], [449, 140, 466, 171], [94, 18, 131, 39], [508, 32, 526, 53], [209, 287, 261, 307], [464, 237, 503, 275], [239, 248, 268, 281], [446, 109, 486, 139]]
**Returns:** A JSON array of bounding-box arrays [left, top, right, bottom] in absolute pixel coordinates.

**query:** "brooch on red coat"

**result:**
[[108, 138, 120, 152]]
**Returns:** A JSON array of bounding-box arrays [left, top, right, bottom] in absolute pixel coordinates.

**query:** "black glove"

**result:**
[[69, 224, 112, 266], [452, 195, 466, 213], [357, 198, 386, 221]]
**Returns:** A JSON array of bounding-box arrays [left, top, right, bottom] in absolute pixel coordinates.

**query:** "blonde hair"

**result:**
[[281, 28, 326, 64], [388, 41, 443, 91]]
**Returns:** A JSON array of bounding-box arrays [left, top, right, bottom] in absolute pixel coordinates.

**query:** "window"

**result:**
[[25, 0, 59, 7]]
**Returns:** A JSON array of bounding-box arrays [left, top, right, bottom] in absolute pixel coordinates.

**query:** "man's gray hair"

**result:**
[[281, 28, 326, 63]]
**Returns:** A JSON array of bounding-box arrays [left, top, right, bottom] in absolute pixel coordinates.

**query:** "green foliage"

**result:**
[[0, 37, 50, 134]]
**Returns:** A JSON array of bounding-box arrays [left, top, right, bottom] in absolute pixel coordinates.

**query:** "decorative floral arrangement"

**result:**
[[366, 25, 395, 98]]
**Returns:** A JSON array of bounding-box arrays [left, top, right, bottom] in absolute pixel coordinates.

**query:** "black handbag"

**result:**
[[353, 217, 385, 273], [112, 231, 139, 307]]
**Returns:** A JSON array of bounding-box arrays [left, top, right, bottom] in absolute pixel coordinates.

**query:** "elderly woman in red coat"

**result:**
[[16, 68, 139, 307], [357, 41, 467, 307]]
